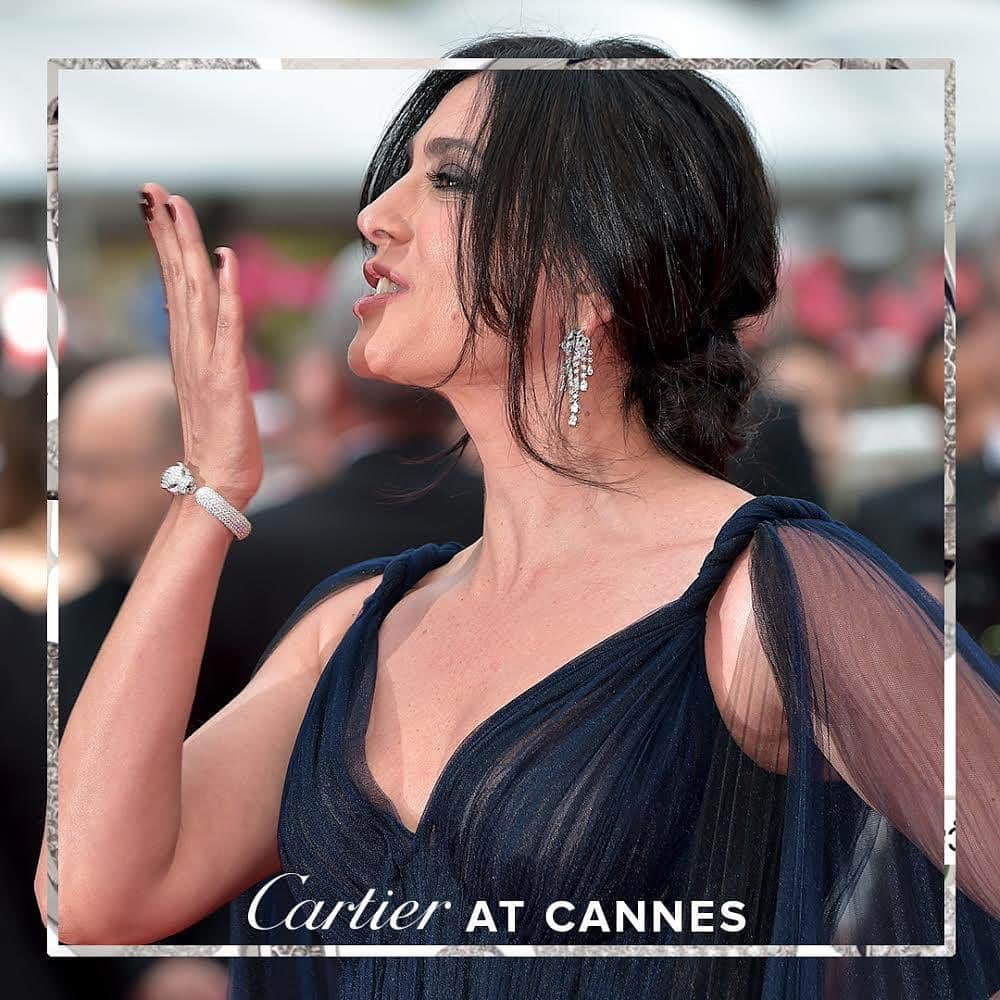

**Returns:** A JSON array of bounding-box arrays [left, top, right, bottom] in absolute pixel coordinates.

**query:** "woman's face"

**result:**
[[350, 75, 503, 391]]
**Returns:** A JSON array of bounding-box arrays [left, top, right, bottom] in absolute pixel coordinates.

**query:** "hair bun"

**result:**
[[692, 323, 738, 351], [630, 331, 759, 475]]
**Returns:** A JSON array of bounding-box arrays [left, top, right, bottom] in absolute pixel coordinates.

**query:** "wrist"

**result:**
[[160, 462, 253, 540], [171, 493, 238, 541]]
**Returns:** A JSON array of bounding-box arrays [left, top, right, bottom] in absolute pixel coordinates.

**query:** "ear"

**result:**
[[574, 277, 614, 335]]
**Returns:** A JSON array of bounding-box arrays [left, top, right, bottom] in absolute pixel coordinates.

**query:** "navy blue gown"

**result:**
[[227, 494, 1000, 998]]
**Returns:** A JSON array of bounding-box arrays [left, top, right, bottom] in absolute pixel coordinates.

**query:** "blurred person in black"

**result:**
[[849, 302, 1000, 660], [724, 386, 826, 508], [204, 241, 485, 718], [729, 331, 857, 510], [726, 332, 840, 507], [0, 370, 148, 999]]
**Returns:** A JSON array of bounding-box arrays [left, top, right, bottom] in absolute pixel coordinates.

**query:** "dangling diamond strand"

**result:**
[[558, 328, 593, 428]]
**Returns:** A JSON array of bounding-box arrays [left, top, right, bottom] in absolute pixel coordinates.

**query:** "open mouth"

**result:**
[[353, 275, 409, 319], [368, 276, 403, 297]]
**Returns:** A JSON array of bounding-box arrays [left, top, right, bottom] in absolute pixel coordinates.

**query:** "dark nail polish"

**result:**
[[165, 202, 176, 222], [137, 191, 154, 222], [213, 251, 225, 269]]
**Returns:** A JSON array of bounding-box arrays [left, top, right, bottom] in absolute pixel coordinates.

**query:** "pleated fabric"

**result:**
[[227, 494, 1000, 999]]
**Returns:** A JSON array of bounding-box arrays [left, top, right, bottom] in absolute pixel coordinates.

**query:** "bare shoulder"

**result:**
[[237, 566, 387, 693], [310, 570, 387, 679], [691, 483, 758, 712], [702, 520, 790, 774], [202, 568, 387, 732], [703, 523, 755, 704]]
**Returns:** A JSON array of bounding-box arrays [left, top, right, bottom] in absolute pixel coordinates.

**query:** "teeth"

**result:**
[[374, 276, 401, 295]]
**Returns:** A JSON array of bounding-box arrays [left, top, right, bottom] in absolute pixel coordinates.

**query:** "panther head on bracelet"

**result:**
[[160, 462, 198, 495]]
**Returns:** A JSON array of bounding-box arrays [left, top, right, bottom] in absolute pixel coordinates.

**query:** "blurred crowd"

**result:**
[[2, 225, 999, 996]]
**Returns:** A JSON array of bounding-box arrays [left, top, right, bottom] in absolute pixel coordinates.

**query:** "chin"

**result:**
[[351, 321, 465, 390], [360, 339, 433, 389], [347, 326, 405, 382], [356, 333, 409, 385], [346, 333, 378, 380]]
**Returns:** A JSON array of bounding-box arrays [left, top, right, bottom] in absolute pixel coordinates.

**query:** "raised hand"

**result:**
[[139, 183, 263, 510]]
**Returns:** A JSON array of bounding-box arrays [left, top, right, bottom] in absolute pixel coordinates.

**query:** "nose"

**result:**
[[356, 184, 413, 247]]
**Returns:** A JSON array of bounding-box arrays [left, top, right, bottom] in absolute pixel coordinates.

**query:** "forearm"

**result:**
[[57, 494, 235, 938]]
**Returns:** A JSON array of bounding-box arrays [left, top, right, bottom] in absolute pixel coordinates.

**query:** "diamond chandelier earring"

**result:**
[[558, 327, 593, 428]]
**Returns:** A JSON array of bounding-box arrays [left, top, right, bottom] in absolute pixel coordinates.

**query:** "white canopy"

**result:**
[[2, 0, 994, 240]]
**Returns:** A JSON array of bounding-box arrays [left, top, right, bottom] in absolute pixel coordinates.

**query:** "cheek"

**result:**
[[361, 238, 466, 380], [422, 230, 463, 323]]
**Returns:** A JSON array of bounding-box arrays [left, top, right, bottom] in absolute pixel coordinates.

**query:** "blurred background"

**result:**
[[2, 1, 999, 997]]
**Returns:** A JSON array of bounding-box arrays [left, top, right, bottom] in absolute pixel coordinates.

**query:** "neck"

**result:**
[[445, 385, 718, 600]]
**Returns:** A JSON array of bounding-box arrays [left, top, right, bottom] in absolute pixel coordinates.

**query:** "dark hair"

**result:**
[[359, 33, 781, 499]]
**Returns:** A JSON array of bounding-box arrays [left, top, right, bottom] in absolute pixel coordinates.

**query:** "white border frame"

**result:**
[[44, 55, 957, 959]]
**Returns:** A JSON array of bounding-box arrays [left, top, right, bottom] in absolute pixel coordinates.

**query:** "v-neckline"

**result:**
[[347, 495, 772, 840]]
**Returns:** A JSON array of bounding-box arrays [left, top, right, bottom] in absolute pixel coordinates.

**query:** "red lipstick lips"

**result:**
[[362, 260, 410, 291], [354, 259, 411, 320]]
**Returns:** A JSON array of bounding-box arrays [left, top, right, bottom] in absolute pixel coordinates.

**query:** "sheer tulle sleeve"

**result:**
[[707, 514, 1000, 998]]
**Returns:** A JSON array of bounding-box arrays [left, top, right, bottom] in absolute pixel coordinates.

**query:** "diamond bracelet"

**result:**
[[159, 462, 252, 540]]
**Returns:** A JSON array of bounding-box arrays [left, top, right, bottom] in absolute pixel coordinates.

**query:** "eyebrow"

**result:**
[[405, 135, 476, 162]]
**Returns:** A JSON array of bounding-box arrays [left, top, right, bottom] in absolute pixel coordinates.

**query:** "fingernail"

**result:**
[[213, 250, 225, 269], [137, 190, 154, 222], [165, 201, 177, 222]]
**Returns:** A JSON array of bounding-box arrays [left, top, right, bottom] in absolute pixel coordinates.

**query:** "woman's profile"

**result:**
[[45, 33, 1000, 1000]]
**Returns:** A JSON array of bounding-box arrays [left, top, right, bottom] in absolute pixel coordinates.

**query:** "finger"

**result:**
[[139, 182, 193, 452], [139, 183, 189, 349], [164, 194, 219, 358], [211, 248, 246, 363]]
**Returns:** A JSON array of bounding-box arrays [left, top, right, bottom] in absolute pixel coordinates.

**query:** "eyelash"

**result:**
[[425, 168, 471, 193]]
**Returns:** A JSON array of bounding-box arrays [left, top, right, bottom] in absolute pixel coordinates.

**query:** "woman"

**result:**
[[47, 33, 1000, 1000]]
